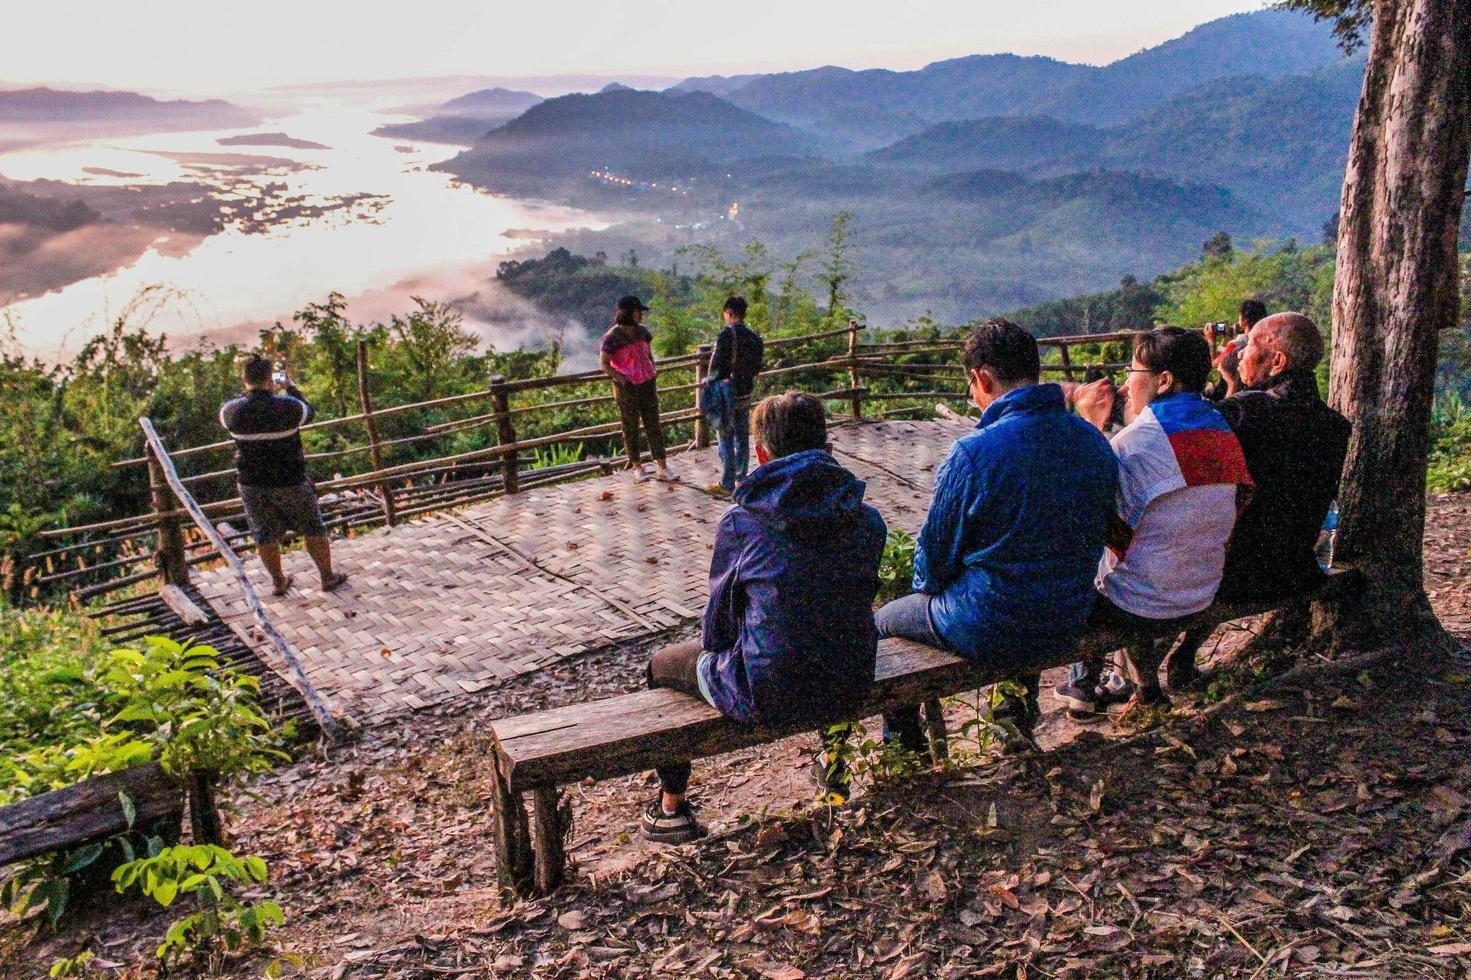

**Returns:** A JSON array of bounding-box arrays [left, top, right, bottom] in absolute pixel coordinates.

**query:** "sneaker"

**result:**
[[654, 465, 679, 482], [640, 799, 705, 844], [1054, 677, 1099, 717], [810, 749, 851, 803], [991, 691, 1039, 754], [631, 464, 652, 483], [1095, 671, 1137, 711], [706, 483, 732, 498]]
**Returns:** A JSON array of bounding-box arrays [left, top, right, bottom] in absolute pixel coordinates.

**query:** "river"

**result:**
[[0, 106, 604, 361]]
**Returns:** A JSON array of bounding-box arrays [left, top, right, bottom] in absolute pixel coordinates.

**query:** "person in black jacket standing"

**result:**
[[707, 296, 764, 495], [219, 356, 347, 596]]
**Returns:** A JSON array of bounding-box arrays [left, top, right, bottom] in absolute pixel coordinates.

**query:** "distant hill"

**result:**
[[439, 86, 543, 117], [861, 58, 1363, 235], [437, 88, 820, 190], [0, 88, 258, 128], [867, 116, 1106, 174], [675, 9, 1347, 150], [1039, 9, 1350, 125], [372, 86, 544, 146]]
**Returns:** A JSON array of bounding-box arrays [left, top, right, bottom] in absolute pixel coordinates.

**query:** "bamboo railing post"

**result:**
[[146, 445, 189, 586], [694, 344, 712, 449], [355, 341, 398, 527], [490, 376, 519, 495], [1058, 341, 1076, 382], [847, 318, 863, 419]]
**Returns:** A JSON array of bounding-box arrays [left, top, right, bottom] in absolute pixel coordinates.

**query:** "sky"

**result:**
[[7, 0, 1269, 96]]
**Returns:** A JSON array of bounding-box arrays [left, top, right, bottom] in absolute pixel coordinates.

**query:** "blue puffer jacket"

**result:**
[[916, 383, 1117, 665], [698, 449, 888, 727]]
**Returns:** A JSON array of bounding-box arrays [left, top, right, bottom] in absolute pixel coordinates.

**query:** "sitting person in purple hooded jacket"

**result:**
[[640, 391, 887, 845]]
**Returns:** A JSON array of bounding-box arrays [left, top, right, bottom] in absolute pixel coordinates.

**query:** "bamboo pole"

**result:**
[[1058, 342, 1076, 382], [137, 417, 342, 742], [356, 341, 398, 527], [490, 376, 519, 495], [694, 344, 711, 449], [146, 445, 190, 587], [847, 319, 863, 420]]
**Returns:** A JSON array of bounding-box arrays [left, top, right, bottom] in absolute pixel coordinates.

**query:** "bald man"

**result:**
[[1167, 312, 1349, 688]]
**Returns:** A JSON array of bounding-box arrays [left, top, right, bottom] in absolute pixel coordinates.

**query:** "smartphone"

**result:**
[[272, 368, 287, 386]]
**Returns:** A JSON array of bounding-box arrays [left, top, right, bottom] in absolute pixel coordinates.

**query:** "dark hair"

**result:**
[[723, 295, 748, 318], [751, 391, 826, 460], [961, 318, 1040, 384], [614, 308, 638, 326], [1239, 298, 1267, 328], [242, 355, 273, 387], [1133, 326, 1212, 393]]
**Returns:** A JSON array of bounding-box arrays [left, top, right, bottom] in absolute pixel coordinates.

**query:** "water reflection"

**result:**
[[0, 107, 604, 361]]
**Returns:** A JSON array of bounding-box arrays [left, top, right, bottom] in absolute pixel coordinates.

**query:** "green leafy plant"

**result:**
[[2, 633, 286, 924], [112, 844, 284, 967], [876, 529, 916, 606], [48, 949, 95, 977], [531, 441, 585, 470]]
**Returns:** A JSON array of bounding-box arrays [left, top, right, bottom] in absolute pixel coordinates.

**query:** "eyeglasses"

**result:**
[[1123, 367, 1153, 374]]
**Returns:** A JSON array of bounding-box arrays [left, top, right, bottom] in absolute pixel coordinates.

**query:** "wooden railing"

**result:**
[[25, 323, 1144, 604]]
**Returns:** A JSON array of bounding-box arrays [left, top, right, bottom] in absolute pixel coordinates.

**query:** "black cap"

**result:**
[[617, 295, 651, 313]]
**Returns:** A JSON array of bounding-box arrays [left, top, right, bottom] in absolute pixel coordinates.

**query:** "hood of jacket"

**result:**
[[732, 448, 868, 540]]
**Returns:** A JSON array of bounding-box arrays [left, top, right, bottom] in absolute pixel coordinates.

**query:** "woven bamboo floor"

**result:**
[[193, 418, 969, 725]]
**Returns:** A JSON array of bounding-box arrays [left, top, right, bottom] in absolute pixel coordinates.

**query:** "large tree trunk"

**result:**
[[1324, 0, 1471, 652]]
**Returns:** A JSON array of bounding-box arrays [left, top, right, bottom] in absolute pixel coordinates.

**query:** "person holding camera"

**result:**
[[220, 355, 347, 597]]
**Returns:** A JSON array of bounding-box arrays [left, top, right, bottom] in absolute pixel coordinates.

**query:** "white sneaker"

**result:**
[[632, 464, 653, 483], [655, 465, 679, 482]]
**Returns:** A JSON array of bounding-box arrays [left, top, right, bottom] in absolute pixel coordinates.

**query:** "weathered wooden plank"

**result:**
[[0, 764, 181, 867], [158, 584, 210, 626]]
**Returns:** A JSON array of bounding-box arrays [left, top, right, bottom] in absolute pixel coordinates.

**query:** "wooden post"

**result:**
[[186, 771, 224, 846], [355, 341, 399, 527], [922, 699, 949, 762], [846, 318, 863, 420], [491, 761, 534, 895], [1057, 341, 1076, 383], [490, 376, 519, 495], [694, 344, 712, 449], [531, 786, 567, 893], [146, 444, 189, 586]]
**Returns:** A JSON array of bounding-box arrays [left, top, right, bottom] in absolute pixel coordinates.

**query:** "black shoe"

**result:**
[[992, 692, 1040, 754], [640, 799, 706, 845], [811, 749, 851, 802]]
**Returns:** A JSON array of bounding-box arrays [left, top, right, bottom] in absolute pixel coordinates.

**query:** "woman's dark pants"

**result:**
[[615, 378, 666, 468]]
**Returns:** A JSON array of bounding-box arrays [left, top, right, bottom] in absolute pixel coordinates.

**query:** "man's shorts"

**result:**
[[238, 480, 327, 546]]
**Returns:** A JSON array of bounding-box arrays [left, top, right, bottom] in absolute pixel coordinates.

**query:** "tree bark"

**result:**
[[1323, 0, 1471, 653]]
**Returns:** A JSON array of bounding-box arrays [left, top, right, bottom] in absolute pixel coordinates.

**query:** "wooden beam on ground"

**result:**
[[137, 417, 342, 742], [158, 584, 210, 626], [0, 763, 180, 867]]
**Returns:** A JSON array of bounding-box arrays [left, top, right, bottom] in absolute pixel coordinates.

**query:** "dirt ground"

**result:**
[[5, 497, 1471, 979]]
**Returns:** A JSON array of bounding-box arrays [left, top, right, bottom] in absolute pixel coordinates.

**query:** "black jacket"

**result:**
[[709, 322, 764, 399], [219, 386, 315, 488], [1217, 369, 1350, 601]]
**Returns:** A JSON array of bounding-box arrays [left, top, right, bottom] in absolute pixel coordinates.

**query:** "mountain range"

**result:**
[[0, 88, 258, 128], [428, 8, 1365, 322]]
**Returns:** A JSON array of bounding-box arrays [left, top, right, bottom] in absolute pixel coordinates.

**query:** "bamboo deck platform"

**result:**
[[191, 418, 967, 725]]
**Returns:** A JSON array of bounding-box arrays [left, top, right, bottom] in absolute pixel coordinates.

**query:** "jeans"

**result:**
[[717, 398, 751, 491], [874, 594, 949, 756], [875, 592, 1039, 755], [646, 640, 706, 795]]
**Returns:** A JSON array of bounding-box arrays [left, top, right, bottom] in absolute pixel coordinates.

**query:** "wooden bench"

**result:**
[[488, 568, 1359, 895]]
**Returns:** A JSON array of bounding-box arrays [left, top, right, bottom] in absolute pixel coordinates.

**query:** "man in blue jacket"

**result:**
[[878, 318, 1117, 755], [641, 391, 887, 844]]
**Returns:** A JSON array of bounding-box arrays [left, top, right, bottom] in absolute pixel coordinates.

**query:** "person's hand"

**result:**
[[1073, 377, 1115, 431]]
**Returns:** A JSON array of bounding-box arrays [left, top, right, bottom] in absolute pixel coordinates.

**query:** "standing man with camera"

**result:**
[[706, 295, 764, 495], [220, 355, 347, 597]]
